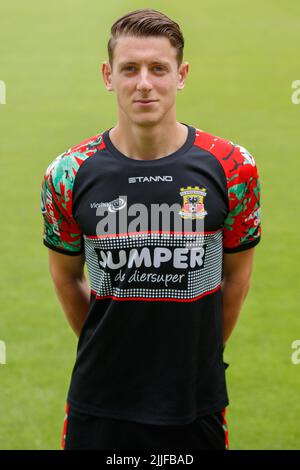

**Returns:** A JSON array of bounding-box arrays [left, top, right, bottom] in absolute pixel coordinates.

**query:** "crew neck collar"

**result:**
[[103, 123, 195, 166]]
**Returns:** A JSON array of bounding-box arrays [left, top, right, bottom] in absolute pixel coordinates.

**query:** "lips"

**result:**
[[134, 100, 157, 103]]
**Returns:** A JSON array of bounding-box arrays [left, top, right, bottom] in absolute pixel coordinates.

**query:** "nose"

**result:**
[[136, 68, 153, 93]]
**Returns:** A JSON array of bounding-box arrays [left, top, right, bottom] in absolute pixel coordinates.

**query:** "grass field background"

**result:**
[[0, 0, 299, 449]]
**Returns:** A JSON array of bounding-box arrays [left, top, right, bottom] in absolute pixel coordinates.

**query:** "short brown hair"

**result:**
[[107, 9, 184, 69]]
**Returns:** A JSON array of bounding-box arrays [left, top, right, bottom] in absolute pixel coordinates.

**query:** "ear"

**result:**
[[177, 62, 189, 91], [102, 61, 114, 91]]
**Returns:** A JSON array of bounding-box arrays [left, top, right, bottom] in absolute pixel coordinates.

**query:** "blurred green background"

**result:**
[[0, 0, 299, 450]]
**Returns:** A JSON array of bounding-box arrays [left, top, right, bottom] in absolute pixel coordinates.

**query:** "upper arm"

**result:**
[[223, 247, 255, 283], [221, 146, 261, 284], [41, 152, 86, 283], [41, 153, 84, 255], [48, 249, 85, 283], [223, 145, 262, 253]]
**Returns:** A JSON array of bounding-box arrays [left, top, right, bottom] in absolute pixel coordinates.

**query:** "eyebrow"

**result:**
[[118, 61, 170, 68]]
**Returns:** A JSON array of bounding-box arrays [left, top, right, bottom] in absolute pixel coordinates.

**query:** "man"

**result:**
[[41, 8, 261, 450]]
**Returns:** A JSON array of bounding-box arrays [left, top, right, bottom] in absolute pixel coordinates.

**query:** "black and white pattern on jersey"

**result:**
[[84, 230, 223, 301]]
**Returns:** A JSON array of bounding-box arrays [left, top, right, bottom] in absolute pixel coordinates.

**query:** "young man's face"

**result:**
[[102, 35, 189, 127]]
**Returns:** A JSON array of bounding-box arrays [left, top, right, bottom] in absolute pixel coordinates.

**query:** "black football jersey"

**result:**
[[41, 123, 261, 425]]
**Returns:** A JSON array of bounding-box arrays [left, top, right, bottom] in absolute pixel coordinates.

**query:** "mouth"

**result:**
[[133, 100, 158, 105]]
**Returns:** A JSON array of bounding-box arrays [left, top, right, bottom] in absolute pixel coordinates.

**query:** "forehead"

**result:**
[[113, 35, 177, 66]]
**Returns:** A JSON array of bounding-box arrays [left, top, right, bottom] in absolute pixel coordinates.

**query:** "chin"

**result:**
[[131, 113, 164, 127]]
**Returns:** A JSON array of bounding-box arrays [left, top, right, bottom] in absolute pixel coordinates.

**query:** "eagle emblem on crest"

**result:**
[[179, 186, 208, 219]]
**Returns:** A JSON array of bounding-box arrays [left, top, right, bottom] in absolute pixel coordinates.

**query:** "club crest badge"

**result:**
[[179, 186, 208, 219]]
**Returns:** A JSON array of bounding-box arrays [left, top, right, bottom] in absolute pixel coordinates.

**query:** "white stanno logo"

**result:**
[[128, 176, 173, 184]]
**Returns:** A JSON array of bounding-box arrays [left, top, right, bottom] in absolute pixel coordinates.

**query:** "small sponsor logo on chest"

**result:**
[[128, 176, 173, 183], [90, 197, 126, 211]]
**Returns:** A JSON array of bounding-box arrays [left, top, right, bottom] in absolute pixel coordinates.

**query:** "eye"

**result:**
[[123, 66, 136, 72], [152, 66, 165, 72]]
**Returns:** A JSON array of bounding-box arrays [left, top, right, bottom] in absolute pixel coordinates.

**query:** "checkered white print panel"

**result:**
[[84, 231, 223, 301]]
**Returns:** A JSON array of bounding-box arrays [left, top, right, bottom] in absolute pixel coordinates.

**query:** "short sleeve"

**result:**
[[223, 145, 262, 253], [41, 153, 84, 255]]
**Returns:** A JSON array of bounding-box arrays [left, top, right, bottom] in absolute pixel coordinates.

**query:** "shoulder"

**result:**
[[193, 127, 234, 159], [193, 127, 259, 183], [44, 132, 105, 191]]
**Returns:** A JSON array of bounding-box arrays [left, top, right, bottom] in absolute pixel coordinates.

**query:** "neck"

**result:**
[[109, 120, 188, 161]]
